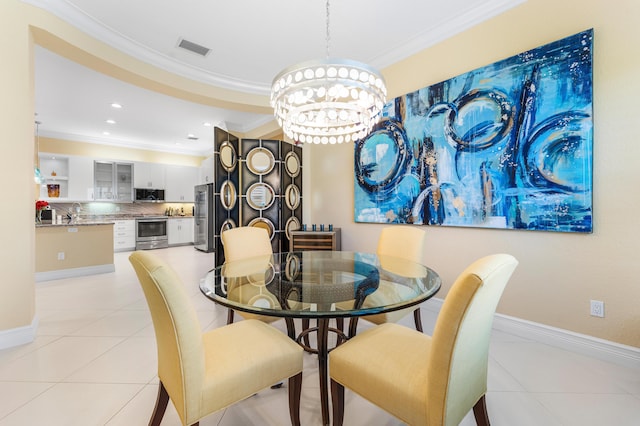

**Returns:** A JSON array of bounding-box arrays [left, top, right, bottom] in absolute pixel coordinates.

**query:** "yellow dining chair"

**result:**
[[371, 226, 427, 329], [221, 226, 280, 325], [345, 226, 427, 333], [330, 254, 518, 426], [129, 251, 303, 426]]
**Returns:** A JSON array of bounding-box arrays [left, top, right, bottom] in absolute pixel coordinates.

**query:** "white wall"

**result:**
[[306, 0, 640, 348]]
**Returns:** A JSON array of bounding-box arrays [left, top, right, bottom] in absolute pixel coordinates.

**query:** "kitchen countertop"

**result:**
[[35, 214, 195, 228], [36, 220, 115, 228]]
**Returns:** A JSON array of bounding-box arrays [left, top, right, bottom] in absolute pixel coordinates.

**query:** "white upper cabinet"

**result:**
[[94, 161, 133, 201], [134, 162, 166, 189], [68, 156, 94, 200], [165, 165, 198, 202], [36, 155, 201, 203], [199, 156, 214, 184], [38, 154, 94, 201]]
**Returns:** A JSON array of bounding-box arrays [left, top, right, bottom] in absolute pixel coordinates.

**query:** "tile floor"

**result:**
[[0, 246, 639, 425]]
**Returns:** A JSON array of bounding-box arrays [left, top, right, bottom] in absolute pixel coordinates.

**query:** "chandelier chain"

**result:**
[[270, 0, 387, 144], [325, 0, 330, 58]]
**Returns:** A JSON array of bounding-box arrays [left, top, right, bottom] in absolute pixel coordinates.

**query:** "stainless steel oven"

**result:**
[[135, 217, 168, 250]]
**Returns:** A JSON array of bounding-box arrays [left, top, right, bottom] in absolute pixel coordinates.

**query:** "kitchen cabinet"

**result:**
[[39, 155, 95, 201], [113, 220, 135, 252], [165, 165, 198, 202], [168, 217, 194, 246], [135, 162, 165, 189], [67, 156, 94, 200], [94, 161, 134, 201], [199, 156, 214, 184]]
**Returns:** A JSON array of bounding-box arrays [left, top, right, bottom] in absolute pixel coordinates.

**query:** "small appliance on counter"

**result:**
[[164, 206, 187, 216], [40, 209, 53, 224]]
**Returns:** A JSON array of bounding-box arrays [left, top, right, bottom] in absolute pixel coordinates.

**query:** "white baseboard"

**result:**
[[0, 315, 38, 350], [35, 264, 115, 282], [423, 298, 640, 370]]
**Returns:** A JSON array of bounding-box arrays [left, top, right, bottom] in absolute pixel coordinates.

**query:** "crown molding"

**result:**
[[369, 0, 527, 68], [22, 0, 272, 95], [23, 0, 526, 97]]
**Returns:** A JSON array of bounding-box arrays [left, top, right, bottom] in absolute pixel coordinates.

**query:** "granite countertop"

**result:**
[[35, 214, 195, 227], [101, 215, 194, 220], [36, 220, 115, 228]]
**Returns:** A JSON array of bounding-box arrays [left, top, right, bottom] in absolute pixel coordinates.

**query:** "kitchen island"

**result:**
[[35, 221, 115, 282]]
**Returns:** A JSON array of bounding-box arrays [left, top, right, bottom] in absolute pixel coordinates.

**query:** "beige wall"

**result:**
[[0, 1, 37, 333], [36, 224, 114, 272], [308, 0, 640, 347], [39, 137, 204, 167], [3, 0, 639, 349]]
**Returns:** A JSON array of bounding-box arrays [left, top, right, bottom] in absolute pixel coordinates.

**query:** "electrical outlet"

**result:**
[[57, 252, 65, 261], [590, 300, 604, 318]]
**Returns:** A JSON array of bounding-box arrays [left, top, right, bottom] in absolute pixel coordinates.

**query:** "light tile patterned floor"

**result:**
[[0, 246, 639, 425]]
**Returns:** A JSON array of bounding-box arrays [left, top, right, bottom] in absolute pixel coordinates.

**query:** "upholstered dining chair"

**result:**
[[330, 253, 518, 426], [345, 226, 428, 333], [221, 226, 279, 325], [373, 226, 427, 328], [129, 251, 303, 426]]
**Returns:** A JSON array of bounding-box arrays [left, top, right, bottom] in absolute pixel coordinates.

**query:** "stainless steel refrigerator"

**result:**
[[194, 183, 214, 252]]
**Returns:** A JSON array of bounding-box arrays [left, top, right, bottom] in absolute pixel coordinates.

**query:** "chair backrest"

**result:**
[[426, 254, 518, 426], [129, 251, 204, 425], [377, 226, 426, 264], [222, 226, 273, 262]]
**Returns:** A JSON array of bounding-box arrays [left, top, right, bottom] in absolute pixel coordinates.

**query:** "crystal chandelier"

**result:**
[[270, 0, 387, 145]]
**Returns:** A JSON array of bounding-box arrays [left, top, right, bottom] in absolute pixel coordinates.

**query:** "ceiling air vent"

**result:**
[[177, 38, 211, 57], [187, 136, 199, 141]]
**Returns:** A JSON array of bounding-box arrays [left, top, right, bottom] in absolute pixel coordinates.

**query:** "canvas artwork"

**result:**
[[354, 29, 593, 232]]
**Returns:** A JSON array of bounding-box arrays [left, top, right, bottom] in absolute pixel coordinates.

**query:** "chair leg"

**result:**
[[226, 308, 235, 324], [330, 379, 345, 426], [149, 381, 169, 426], [472, 394, 490, 426], [347, 317, 359, 338], [413, 308, 424, 332], [288, 372, 303, 426], [301, 318, 311, 347]]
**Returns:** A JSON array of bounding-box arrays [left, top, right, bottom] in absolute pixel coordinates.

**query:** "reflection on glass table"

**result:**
[[200, 250, 441, 426]]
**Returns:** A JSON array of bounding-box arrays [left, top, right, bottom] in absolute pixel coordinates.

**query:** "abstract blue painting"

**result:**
[[354, 29, 593, 232]]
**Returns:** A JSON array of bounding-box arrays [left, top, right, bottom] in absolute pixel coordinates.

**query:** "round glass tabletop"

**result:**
[[200, 251, 441, 319]]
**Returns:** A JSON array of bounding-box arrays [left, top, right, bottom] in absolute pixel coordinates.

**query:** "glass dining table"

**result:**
[[199, 250, 441, 426]]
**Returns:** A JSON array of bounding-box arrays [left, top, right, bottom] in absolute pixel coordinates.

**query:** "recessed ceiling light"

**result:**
[[106, 119, 116, 124], [203, 122, 212, 127], [103, 131, 110, 135], [110, 103, 122, 109], [187, 134, 198, 141]]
